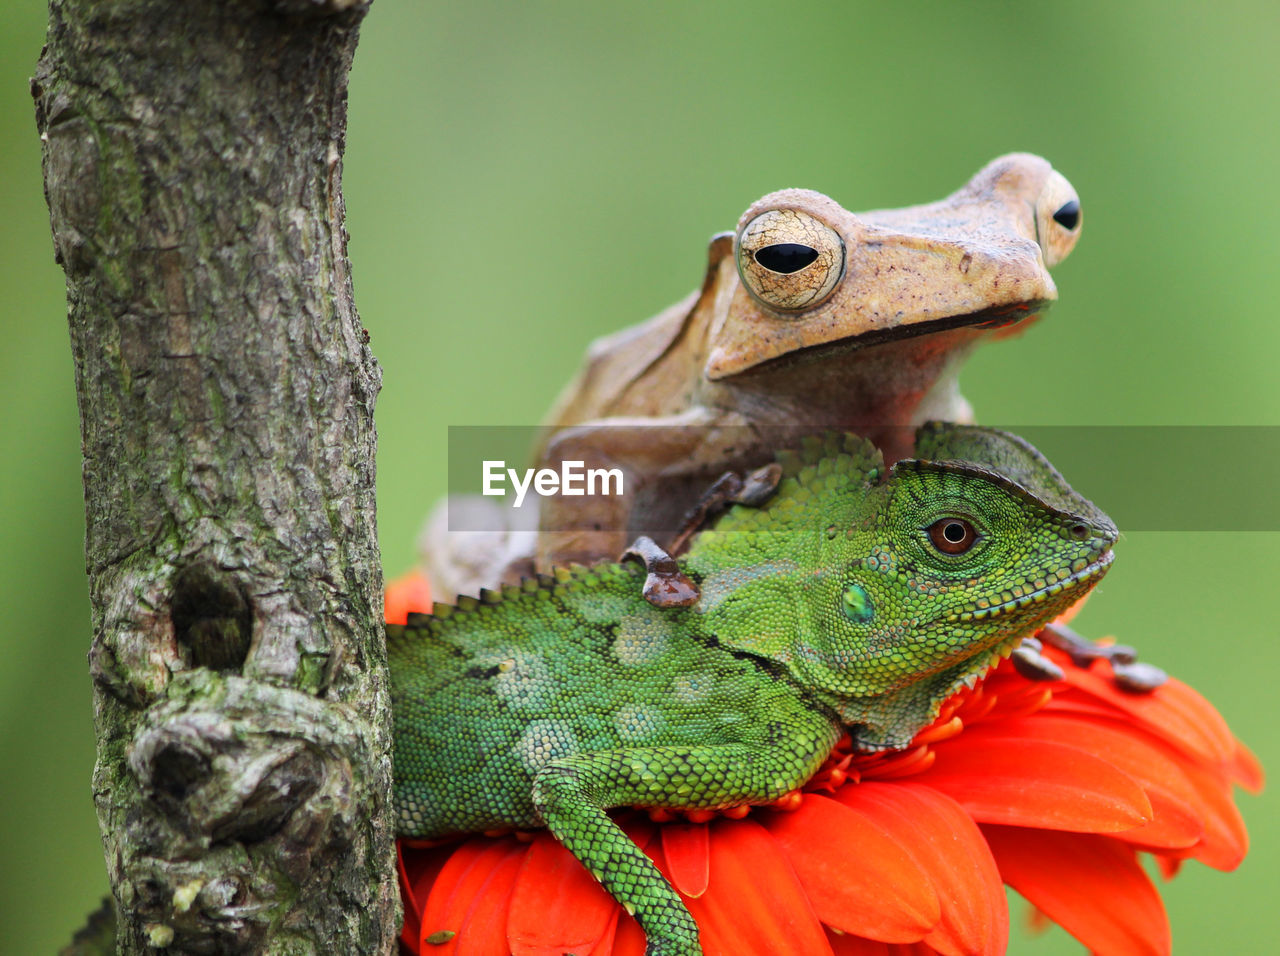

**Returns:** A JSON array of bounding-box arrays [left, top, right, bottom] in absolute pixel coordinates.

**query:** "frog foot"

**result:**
[[1010, 635, 1066, 682], [667, 463, 783, 555], [622, 535, 700, 608], [1030, 622, 1169, 692]]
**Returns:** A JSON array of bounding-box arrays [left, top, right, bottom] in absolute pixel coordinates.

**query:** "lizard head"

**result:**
[[688, 424, 1116, 751]]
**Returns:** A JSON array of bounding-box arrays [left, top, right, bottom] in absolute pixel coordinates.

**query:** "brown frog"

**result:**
[[431, 153, 1082, 596]]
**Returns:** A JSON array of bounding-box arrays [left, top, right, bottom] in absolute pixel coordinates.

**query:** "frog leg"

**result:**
[[1010, 635, 1066, 681], [1036, 622, 1168, 692], [665, 462, 783, 556], [621, 463, 783, 609], [621, 535, 700, 609], [535, 409, 771, 572], [531, 711, 839, 955]]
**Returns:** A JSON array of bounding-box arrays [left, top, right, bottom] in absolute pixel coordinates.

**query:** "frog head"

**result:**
[[702, 153, 1081, 381]]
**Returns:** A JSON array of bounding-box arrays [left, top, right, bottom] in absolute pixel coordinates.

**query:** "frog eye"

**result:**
[[926, 517, 979, 556], [1036, 170, 1082, 268], [737, 208, 845, 312], [1052, 199, 1080, 231]]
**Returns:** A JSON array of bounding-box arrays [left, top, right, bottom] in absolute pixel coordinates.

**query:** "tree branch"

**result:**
[[33, 0, 395, 952]]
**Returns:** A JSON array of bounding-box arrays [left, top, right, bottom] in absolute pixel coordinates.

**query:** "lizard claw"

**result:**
[[1040, 622, 1168, 693]]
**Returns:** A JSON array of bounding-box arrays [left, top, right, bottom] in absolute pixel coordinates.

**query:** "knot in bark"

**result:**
[[119, 672, 377, 950]]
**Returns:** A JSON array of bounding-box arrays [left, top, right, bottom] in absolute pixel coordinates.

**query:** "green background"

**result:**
[[2, 1, 1275, 951]]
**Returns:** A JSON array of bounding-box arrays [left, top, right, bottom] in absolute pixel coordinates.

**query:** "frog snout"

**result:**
[[850, 230, 1058, 330]]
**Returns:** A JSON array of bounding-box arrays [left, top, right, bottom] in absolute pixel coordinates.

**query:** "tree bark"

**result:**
[[32, 1, 396, 952]]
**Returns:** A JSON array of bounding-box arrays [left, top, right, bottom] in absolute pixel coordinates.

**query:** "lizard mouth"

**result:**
[[951, 549, 1116, 625], [941, 550, 1116, 696]]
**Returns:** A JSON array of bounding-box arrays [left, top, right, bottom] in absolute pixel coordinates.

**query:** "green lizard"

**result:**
[[390, 423, 1119, 956]]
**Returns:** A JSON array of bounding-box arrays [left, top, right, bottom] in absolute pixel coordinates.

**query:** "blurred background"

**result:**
[[2, 1, 1276, 951]]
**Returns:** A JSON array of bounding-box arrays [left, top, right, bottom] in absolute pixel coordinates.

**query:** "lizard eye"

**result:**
[[737, 208, 845, 312], [927, 518, 978, 556], [1035, 170, 1082, 268]]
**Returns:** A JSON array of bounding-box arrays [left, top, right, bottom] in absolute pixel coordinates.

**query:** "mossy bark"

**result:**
[[33, 1, 396, 952]]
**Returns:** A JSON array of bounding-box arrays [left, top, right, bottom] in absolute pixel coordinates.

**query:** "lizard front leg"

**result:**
[[531, 717, 839, 955]]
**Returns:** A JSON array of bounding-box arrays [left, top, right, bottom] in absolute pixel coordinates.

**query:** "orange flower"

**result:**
[[385, 577, 1261, 956], [385, 569, 433, 626]]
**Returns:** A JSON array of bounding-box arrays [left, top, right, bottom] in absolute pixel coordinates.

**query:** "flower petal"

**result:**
[[453, 852, 526, 955], [982, 825, 1170, 956], [586, 913, 621, 956], [1057, 668, 1237, 765], [765, 793, 940, 943], [662, 823, 711, 899], [683, 818, 834, 956], [420, 838, 525, 955], [981, 715, 1203, 850], [828, 936, 891, 955], [911, 728, 1152, 832], [399, 842, 454, 950], [1027, 695, 1253, 867], [1170, 755, 1250, 871], [828, 936, 892, 956], [385, 569, 433, 624], [398, 844, 423, 950], [1231, 740, 1265, 793], [609, 913, 648, 956], [827, 936, 939, 955], [506, 833, 618, 956], [839, 782, 1007, 956]]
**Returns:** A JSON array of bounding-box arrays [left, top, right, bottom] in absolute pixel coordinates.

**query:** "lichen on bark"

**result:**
[[32, 0, 395, 952]]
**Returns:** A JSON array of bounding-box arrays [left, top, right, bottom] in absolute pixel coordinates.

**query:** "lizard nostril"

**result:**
[[1069, 524, 1090, 541]]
